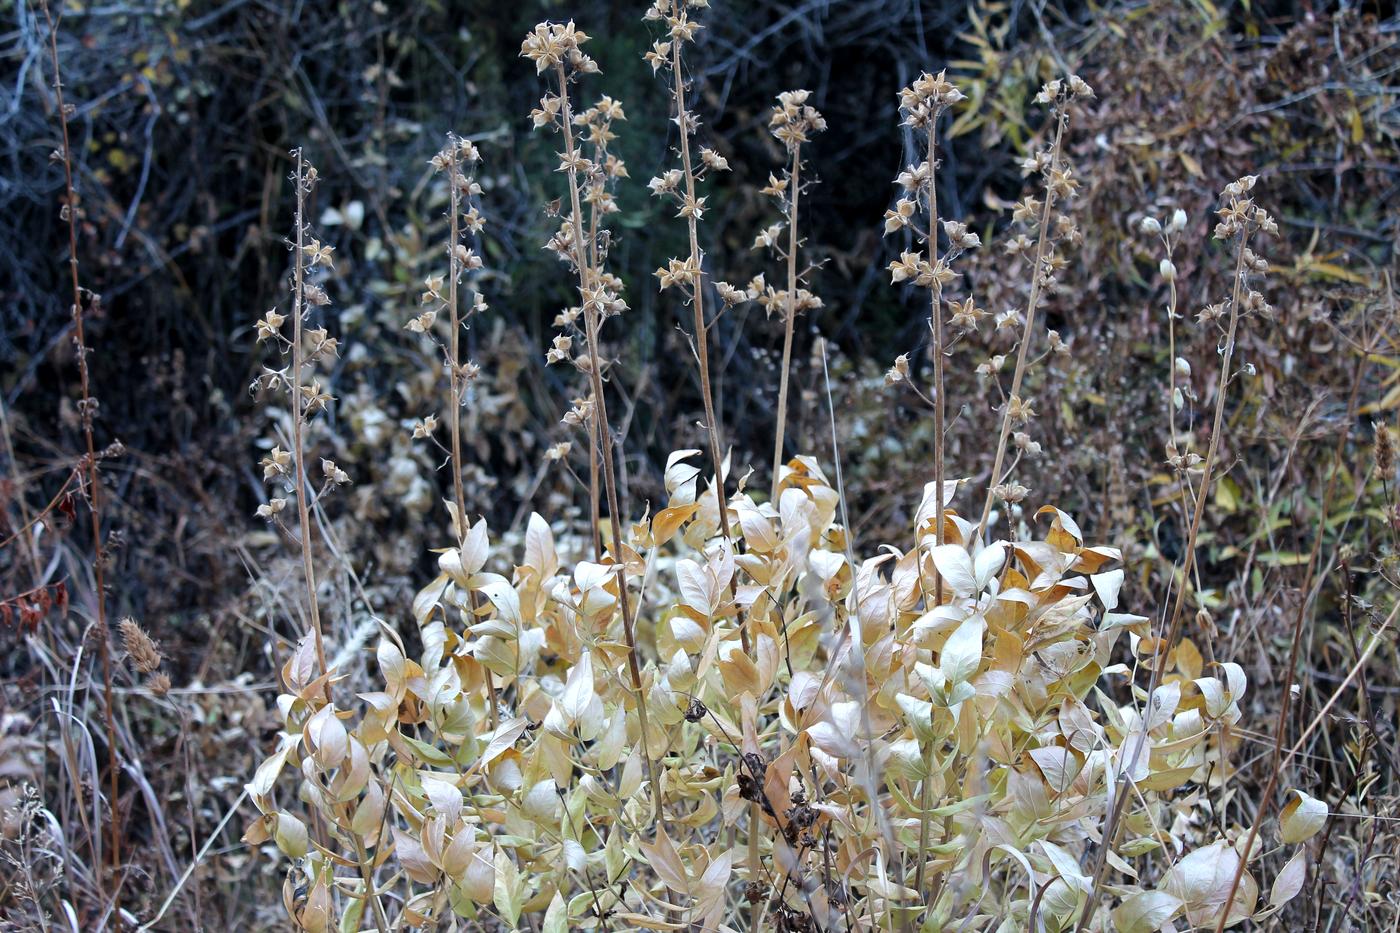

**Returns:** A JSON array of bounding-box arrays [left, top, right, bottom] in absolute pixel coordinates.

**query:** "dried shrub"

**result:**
[[241, 10, 1337, 931]]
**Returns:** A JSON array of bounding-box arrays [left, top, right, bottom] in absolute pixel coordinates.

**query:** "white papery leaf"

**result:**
[[1146, 681, 1181, 731], [477, 576, 522, 630], [973, 541, 1007, 591], [939, 615, 985, 685], [1039, 840, 1092, 894], [916, 479, 963, 529], [1279, 790, 1327, 843], [1112, 890, 1183, 933], [525, 513, 559, 579], [1091, 568, 1124, 611], [422, 774, 463, 825], [247, 733, 298, 801], [931, 544, 977, 597], [1163, 840, 1257, 928], [677, 559, 712, 616], [1270, 847, 1308, 907]]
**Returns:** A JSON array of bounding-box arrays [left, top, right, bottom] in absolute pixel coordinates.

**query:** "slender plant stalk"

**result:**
[[289, 150, 327, 681], [39, 0, 123, 910], [1076, 230, 1251, 932], [976, 111, 1068, 539], [446, 161, 467, 538], [344, 804, 391, 932], [442, 143, 500, 729], [554, 62, 663, 825], [770, 145, 802, 501], [914, 118, 947, 900], [588, 415, 603, 560], [667, 12, 734, 552], [663, 17, 763, 924]]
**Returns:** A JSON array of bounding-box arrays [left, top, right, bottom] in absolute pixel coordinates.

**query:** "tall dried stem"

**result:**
[[552, 61, 663, 825], [446, 153, 468, 536], [975, 110, 1068, 539], [1077, 176, 1275, 930], [664, 0, 734, 553], [39, 0, 123, 905], [771, 146, 802, 501], [654, 7, 763, 918], [432, 135, 497, 728], [913, 118, 945, 899], [885, 73, 975, 902], [289, 150, 327, 680]]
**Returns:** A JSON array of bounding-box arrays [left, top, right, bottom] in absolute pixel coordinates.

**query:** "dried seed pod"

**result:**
[[118, 618, 162, 674]]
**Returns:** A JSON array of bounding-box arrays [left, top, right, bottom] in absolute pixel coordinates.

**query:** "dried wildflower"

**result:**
[[1376, 422, 1395, 476], [698, 147, 728, 172], [885, 353, 910, 385], [118, 618, 161, 674], [992, 480, 1030, 503], [715, 280, 748, 305], [261, 446, 292, 482], [255, 308, 286, 342], [545, 334, 573, 365], [520, 21, 595, 75], [411, 415, 438, 439], [768, 88, 826, 150], [948, 297, 987, 332], [1166, 441, 1205, 472], [1006, 394, 1037, 424], [146, 672, 171, 697], [883, 198, 916, 235], [942, 219, 981, 252], [648, 169, 682, 197], [887, 251, 926, 285], [255, 497, 286, 520], [1197, 301, 1227, 325], [320, 458, 350, 487], [895, 161, 931, 192], [898, 69, 965, 128]]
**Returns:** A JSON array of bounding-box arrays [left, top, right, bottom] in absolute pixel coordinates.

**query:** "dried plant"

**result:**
[[239, 21, 1326, 929], [253, 151, 346, 685], [976, 76, 1093, 537], [647, 0, 735, 533], [116, 618, 160, 674], [37, 0, 123, 904], [8, 3, 1398, 931]]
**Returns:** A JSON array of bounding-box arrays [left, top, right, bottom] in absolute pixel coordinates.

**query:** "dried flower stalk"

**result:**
[[523, 21, 663, 822], [976, 77, 1093, 538], [39, 0, 124, 902]]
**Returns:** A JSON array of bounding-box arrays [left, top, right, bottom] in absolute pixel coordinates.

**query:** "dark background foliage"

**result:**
[[1, 0, 1046, 555]]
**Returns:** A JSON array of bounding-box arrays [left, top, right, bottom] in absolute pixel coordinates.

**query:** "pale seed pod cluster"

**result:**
[[252, 155, 349, 526], [1199, 175, 1278, 329], [526, 29, 630, 380], [713, 91, 826, 322], [880, 75, 988, 385], [519, 21, 596, 75], [897, 68, 965, 129], [768, 88, 827, 151]]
